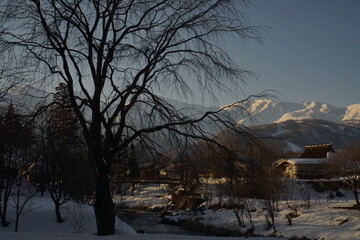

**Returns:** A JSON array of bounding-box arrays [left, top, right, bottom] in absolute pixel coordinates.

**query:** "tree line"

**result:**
[[0, 84, 93, 231]]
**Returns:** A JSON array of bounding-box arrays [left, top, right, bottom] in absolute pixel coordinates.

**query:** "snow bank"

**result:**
[[164, 180, 360, 240], [0, 193, 136, 236]]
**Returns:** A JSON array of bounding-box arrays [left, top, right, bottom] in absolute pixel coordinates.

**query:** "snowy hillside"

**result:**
[[234, 100, 305, 125], [343, 104, 360, 123], [275, 101, 346, 123], [249, 119, 360, 152]]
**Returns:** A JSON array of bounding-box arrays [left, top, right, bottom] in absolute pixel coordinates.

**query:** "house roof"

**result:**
[[273, 159, 291, 168], [297, 143, 335, 158]]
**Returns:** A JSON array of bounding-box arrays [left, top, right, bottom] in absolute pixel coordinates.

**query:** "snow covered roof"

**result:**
[[273, 158, 291, 168], [287, 158, 328, 165]]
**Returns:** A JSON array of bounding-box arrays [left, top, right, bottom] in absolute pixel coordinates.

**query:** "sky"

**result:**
[[197, 0, 360, 108], [10, 1, 358, 109]]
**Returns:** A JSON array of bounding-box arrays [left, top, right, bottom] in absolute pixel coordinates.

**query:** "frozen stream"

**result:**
[[117, 210, 207, 236]]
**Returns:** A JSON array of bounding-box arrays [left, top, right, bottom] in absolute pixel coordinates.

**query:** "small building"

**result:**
[[273, 143, 335, 179]]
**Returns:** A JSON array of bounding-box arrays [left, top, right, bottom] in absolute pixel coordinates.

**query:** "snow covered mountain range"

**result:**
[[2, 85, 360, 151], [224, 99, 360, 126], [2, 85, 359, 126], [163, 98, 360, 126], [166, 99, 360, 151], [221, 99, 360, 151]]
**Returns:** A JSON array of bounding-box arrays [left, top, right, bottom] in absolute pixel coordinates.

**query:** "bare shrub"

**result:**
[[285, 213, 292, 226], [299, 184, 311, 209], [287, 203, 300, 218], [67, 203, 92, 234], [12, 179, 36, 232]]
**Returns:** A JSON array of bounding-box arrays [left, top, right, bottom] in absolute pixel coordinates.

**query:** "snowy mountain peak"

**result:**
[[230, 99, 360, 126], [343, 104, 360, 122], [6, 84, 48, 97], [1, 84, 51, 111]]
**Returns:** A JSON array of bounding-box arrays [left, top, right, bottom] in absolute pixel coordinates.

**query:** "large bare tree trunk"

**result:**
[[94, 174, 115, 235], [1, 179, 12, 227], [0, 207, 8, 227], [88, 134, 115, 235]]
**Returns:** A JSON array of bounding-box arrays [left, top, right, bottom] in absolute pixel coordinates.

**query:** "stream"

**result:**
[[117, 210, 206, 236]]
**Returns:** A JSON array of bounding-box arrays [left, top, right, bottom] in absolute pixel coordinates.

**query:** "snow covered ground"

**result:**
[[0, 231, 283, 240], [0, 193, 136, 236], [166, 198, 360, 240], [167, 180, 360, 240], [115, 180, 360, 240], [2, 180, 360, 240], [0, 191, 283, 240]]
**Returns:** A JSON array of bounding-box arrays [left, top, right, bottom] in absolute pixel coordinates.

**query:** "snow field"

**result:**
[[0, 190, 282, 240], [2, 180, 360, 239]]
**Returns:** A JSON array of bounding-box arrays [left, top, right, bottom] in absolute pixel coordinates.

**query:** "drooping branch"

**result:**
[[0, 0, 263, 235]]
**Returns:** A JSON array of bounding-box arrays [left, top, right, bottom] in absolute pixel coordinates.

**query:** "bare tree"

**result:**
[[328, 143, 360, 208], [236, 139, 280, 233], [262, 168, 281, 233], [0, 0, 261, 235], [231, 179, 256, 232], [0, 104, 33, 227], [0, 56, 21, 104], [12, 175, 36, 232], [299, 184, 311, 209], [45, 83, 85, 223]]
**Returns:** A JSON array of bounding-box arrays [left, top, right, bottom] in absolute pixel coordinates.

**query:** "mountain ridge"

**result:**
[[223, 99, 360, 126], [2, 85, 360, 152], [248, 118, 360, 152], [2, 85, 360, 126]]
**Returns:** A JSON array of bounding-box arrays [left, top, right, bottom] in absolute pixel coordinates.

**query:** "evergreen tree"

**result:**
[[44, 83, 91, 223], [46, 83, 77, 222], [51, 83, 80, 146]]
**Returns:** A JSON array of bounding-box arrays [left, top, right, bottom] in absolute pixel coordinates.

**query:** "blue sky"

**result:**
[[201, 0, 360, 107]]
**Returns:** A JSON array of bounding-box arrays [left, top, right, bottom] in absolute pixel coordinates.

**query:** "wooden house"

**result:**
[[273, 143, 335, 179]]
